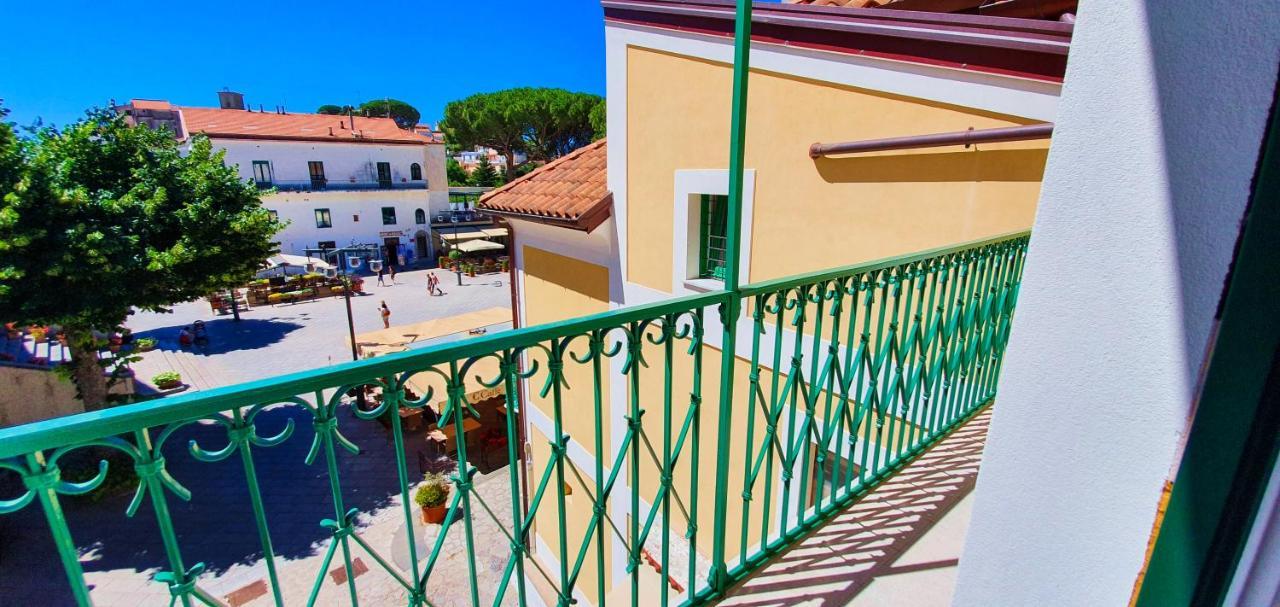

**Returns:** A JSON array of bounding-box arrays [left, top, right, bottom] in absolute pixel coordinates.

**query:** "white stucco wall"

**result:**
[[952, 1, 1280, 605], [264, 190, 437, 260], [210, 138, 433, 188]]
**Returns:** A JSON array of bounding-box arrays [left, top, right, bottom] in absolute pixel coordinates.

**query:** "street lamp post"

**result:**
[[331, 268, 367, 410], [453, 221, 463, 286]]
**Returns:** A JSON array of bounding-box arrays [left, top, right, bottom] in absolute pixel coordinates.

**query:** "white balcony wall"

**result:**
[[953, 0, 1280, 605], [209, 138, 435, 188]]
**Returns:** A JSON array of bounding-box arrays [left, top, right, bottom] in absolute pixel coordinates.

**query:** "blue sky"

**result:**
[[1, 0, 607, 129]]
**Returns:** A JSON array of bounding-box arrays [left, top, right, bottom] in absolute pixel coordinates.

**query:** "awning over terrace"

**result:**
[[352, 306, 512, 412], [455, 239, 505, 253], [352, 306, 511, 351], [439, 229, 487, 242]]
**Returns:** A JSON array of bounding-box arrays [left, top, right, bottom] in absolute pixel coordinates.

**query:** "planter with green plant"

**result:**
[[414, 472, 451, 524], [153, 371, 183, 390], [134, 337, 157, 352]]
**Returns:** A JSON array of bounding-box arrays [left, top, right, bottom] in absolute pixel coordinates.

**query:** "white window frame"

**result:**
[[671, 168, 755, 295]]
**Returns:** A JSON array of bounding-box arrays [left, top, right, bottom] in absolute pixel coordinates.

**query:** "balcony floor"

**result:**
[[719, 406, 991, 607]]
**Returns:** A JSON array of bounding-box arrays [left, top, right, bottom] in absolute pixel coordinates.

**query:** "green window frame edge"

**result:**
[[1135, 78, 1280, 606], [699, 194, 729, 281]]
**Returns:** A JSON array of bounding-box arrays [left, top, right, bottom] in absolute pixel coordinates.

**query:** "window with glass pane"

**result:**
[[308, 161, 326, 188], [381, 207, 397, 225], [315, 208, 332, 228], [410, 163, 422, 180], [252, 160, 273, 186], [414, 209, 426, 224], [699, 194, 729, 280]]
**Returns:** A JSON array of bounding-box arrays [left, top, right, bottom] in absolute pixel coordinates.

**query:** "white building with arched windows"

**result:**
[[117, 93, 450, 268]]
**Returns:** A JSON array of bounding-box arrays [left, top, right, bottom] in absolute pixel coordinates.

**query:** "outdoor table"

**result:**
[[425, 418, 481, 457]]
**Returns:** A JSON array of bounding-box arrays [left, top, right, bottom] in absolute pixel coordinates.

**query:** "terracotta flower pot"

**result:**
[[421, 504, 449, 524]]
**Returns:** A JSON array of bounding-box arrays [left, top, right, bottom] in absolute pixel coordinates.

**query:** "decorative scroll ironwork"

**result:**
[[0, 233, 1027, 607]]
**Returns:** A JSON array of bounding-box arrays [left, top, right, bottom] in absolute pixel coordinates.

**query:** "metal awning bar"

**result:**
[[808, 122, 1053, 158]]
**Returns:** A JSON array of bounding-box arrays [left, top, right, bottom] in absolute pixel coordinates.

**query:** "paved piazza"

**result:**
[[0, 267, 532, 606], [125, 267, 512, 390]]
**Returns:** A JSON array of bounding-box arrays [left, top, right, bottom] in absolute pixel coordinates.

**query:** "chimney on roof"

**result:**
[[339, 120, 346, 129], [258, 104, 264, 113], [329, 127, 335, 136], [217, 90, 246, 110]]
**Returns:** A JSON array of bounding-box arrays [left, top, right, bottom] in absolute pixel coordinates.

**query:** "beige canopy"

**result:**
[[353, 306, 513, 412], [455, 239, 505, 253], [353, 306, 511, 352]]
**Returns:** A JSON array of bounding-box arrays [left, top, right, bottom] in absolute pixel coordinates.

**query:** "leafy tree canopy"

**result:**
[[469, 155, 499, 188], [316, 104, 353, 115], [0, 109, 283, 406], [441, 88, 604, 179], [589, 101, 606, 141], [358, 99, 421, 130], [446, 157, 469, 187]]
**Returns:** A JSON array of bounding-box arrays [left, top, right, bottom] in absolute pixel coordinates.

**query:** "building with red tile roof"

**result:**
[[178, 107, 433, 146], [116, 92, 452, 266], [478, 139, 610, 232]]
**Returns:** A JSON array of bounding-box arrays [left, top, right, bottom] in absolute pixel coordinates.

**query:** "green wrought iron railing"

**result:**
[[0, 231, 1028, 607]]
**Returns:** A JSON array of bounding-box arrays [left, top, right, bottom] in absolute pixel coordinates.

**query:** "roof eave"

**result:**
[[486, 193, 614, 234]]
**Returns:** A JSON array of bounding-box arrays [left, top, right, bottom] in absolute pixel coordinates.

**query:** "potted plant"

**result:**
[[153, 371, 183, 390], [29, 326, 47, 342], [134, 337, 157, 352], [414, 472, 451, 524]]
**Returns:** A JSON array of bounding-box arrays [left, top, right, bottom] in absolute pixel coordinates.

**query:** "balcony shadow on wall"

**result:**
[[0, 402, 423, 601], [813, 148, 1048, 183]]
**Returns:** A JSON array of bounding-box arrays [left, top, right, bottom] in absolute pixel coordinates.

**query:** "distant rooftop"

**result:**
[[120, 98, 437, 146], [478, 139, 610, 232], [179, 107, 432, 145]]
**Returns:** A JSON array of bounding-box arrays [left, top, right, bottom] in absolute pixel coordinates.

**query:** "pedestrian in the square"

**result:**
[[379, 301, 391, 329], [389, 264, 397, 284], [426, 273, 436, 297], [376, 266, 386, 287]]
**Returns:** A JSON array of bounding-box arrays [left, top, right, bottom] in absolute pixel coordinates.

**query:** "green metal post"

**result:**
[[709, 0, 753, 595], [24, 452, 94, 606]]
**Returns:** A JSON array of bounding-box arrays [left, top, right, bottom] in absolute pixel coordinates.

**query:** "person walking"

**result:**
[[389, 264, 398, 284], [376, 266, 386, 287], [379, 301, 391, 329]]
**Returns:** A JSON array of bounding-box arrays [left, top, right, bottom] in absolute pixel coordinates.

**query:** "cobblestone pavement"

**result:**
[[0, 401, 529, 606], [126, 267, 511, 390], [0, 268, 525, 606]]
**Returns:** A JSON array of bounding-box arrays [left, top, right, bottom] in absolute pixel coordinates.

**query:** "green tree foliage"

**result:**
[[589, 101, 606, 141], [0, 109, 283, 408], [469, 155, 499, 187], [358, 99, 421, 130], [446, 157, 469, 187], [441, 88, 605, 180], [523, 88, 601, 161], [316, 104, 353, 115]]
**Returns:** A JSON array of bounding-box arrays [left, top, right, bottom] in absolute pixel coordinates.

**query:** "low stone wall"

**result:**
[[0, 365, 133, 428]]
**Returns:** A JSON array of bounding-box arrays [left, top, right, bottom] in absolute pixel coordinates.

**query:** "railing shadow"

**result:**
[[720, 408, 991, 606], [0, 403, 418, 600]]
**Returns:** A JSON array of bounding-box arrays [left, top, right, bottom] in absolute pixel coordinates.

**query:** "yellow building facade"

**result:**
[[481, 2, 1068, 603]]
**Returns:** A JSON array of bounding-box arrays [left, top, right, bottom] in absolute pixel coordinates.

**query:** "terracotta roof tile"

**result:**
[[179, 107, 432, 145], [478, 139, 610, 231], [130, 99, 174, 111]]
